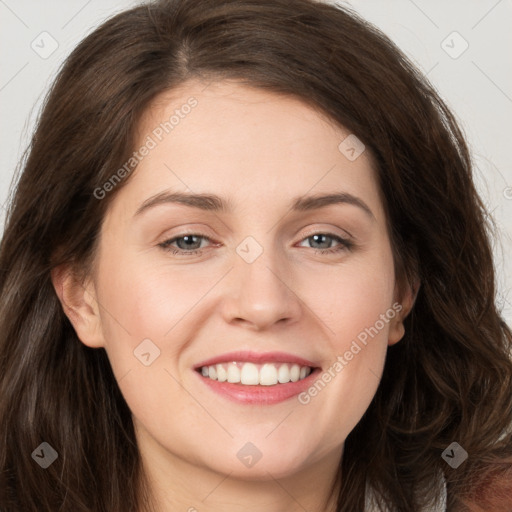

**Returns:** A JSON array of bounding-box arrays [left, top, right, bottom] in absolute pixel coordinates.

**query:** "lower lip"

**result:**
[[194, 368, 321, 405]]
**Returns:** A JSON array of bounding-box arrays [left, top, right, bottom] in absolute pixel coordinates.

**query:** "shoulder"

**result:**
[[457, 465, 512, 512]]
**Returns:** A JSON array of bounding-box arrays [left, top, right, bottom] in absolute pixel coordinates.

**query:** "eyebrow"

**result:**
[[134, 190, 375, 219]]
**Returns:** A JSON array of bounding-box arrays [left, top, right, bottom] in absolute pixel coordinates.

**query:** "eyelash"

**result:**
[[158, 232, 354, 256]]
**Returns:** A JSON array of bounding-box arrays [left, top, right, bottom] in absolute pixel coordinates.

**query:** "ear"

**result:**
[[388, 278, 420, 346], [51, 265, 105, 348]]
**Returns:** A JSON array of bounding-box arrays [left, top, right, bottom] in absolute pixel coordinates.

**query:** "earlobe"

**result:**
[[388, 278, 420, 346], [401, 278, 420, 318], [50, 265, 105, 348], [388, 319, 405, 346]]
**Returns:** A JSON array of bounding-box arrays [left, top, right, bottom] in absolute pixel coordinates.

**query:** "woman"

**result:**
[[0, 0, 511, 510]]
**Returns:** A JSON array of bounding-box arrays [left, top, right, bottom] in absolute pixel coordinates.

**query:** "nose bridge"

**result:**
[[236, 233, 290, 297], [222, 233, 302, 328]]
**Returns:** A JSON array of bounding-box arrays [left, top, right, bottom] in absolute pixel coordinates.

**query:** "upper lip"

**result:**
[[193, 350, 320, 370]]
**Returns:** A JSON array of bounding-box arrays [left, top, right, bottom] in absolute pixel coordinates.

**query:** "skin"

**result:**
[[53, 79, 416, 512]]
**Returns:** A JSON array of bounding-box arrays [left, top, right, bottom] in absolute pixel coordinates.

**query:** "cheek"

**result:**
[[96, 251, 215, 341], [296, 246, 396, 433], [92, 255, 205, 428], [311, 249, 396, 345], [92, 249, 232, 396]]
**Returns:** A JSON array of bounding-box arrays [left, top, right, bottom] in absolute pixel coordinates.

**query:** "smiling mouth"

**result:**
[[196, 361, 314, 386]]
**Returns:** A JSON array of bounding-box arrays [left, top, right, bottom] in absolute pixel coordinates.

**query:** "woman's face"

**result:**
[[63, 80, 408, 483]]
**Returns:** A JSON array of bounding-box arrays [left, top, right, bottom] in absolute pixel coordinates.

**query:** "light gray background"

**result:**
[[1, 0, 511, 325]]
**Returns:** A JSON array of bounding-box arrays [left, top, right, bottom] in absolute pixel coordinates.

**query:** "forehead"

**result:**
[[108, 79, 386, 224]]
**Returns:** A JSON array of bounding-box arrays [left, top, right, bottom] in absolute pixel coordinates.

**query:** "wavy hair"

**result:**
[[1, 0, 511, 510]]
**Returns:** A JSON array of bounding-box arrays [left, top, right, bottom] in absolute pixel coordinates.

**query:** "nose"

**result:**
[[220, 243, 303, 331]]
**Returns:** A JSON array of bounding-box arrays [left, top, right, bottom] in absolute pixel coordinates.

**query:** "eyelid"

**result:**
[[157, 231, 217, 252], [299, 225, 354, 241], [296, 231, 354, 251], [156, 226, 216, 243]]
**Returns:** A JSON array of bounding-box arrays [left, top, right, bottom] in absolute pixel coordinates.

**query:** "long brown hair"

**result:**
[[1, 1, 511, 510]]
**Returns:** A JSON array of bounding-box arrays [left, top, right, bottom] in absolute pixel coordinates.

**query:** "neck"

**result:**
[[135, 425, 342, 512]]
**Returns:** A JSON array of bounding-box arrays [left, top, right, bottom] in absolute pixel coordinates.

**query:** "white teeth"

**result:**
[[200, 362, 313, 386], [240, 363, 259, 385], [227, 364, 240, 383], [290, 364, 300, 382], [277, 363, 290, 383], [216, 364, 227, 382], [260, 363, 278, 386]]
